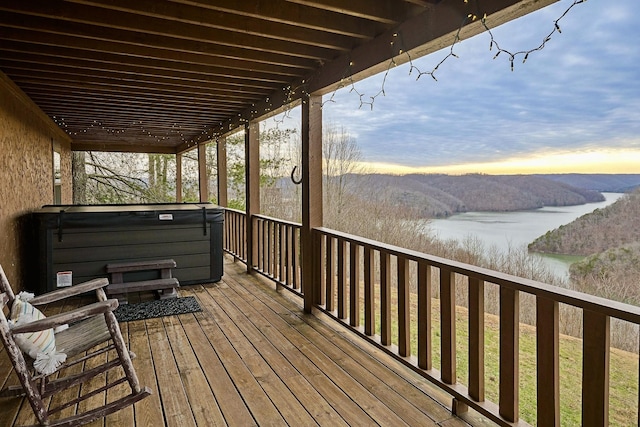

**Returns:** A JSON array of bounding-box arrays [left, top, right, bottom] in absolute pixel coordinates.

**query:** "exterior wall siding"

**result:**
[[0, 72, 72, 292]]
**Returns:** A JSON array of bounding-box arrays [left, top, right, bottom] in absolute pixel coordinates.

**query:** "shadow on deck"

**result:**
[[0, 256, 468, 426]]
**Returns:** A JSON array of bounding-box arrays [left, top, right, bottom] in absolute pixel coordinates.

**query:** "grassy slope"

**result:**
[[375, 295, 638, 426]]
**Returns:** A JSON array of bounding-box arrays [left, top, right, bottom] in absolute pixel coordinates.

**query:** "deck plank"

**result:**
[[203, 283, 349, 426], [197, 286, 319, 426], [104, 322, 133, 427], [232, 265, 466, 426], [223, 270, 437, 426], [126, 319, 165, 427], [161, 315, 226, 426], [187, 293, 287, 426], [178, 302, 256, 427], [145, 316, 197, 427]]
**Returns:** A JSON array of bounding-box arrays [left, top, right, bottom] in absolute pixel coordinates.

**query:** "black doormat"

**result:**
[[114, 296, 202, 322]]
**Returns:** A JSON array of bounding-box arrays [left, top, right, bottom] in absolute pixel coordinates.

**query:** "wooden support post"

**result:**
[[315, 232, 325, 305], [349, 243, 360, 327], [198, 143, 208, 203], [398, 256, 410, 357], [440, 268, 456, 384], [582, 310, 610, 427], [536, 296, 560, 426], [217, 136, 228, 207], [301, 93, 322, 313], [417, 261, 432, 370], [325, 236, 335, 312], [380, 251, 391, 346], [469, 277, 485, 402], [363, 246, 375, 336], [499, 287, 519, 423], [337, 239, 347, 320], [245, 122, 260, 272], [176, 152, 183, 203]]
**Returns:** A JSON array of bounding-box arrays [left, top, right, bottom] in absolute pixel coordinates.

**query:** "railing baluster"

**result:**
[[276, 224, 286, 283], [536, 296, 559, 426], [292, 227, 299, 290], [440, 268, 456, 384], [398, 256, 410, 357], [268, 220, 272, 274], [380, 251, 391, 346], [233, 212, 237, 256], [257, 218, 263, 271], [315, 231, 325, 305], [232, 212, 237, 255], [499, 286, 519, 423], [582, 309, 610, 427], [272, 221, 277, 277], [241, 213, 246, 260], [325, 236, 335, 312], [349, 243, 360, 327], [364, 246, 374, 337], [337, 238, 347, 320], [228, 211, 233, 253], [286, 225, 292, 287], [469, 277, 485, 402], [417, 261, 431, 370]]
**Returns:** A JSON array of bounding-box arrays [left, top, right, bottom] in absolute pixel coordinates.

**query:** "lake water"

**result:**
[[426, 193, 624, 278]]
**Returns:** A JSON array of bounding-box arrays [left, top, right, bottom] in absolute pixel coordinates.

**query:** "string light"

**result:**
[[480, 0, 585, 70], [319, 0, 586, 111]]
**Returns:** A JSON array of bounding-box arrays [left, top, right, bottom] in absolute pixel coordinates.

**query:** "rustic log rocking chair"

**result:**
[[0, 264, 151, 426]]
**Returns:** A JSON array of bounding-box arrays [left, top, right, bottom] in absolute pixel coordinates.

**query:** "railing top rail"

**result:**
[[314, 226, 640, 324], [253, 213, 302, 228], [224, 207, 246, 215]]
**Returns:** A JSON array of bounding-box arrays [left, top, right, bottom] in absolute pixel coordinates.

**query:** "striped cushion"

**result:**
[[10, 298, 57, 359]]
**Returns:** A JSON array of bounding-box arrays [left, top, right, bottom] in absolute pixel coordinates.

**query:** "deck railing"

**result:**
[[253, 214, 302, 297], [223, 210, 302, 297], [314, 227, 640, 427], [223, 211, 640, 426], [224, 208, 247, 261]]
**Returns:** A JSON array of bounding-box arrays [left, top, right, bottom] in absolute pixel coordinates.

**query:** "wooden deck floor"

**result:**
[[1, 256, 468, 426]]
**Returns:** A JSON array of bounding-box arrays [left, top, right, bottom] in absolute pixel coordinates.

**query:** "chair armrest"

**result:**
[[10, 299, 118, 334], [30, 278, 110, 306]]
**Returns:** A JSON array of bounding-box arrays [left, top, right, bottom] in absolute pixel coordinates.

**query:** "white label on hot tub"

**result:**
[[57, 271, 72, 287], [159, 214, 173, 220]]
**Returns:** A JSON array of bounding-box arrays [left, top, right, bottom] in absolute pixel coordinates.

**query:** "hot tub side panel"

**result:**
[[32, 205, 223, 293]]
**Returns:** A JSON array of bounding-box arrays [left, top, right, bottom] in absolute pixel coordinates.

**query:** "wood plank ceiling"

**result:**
[[0, 0, 551, 154]]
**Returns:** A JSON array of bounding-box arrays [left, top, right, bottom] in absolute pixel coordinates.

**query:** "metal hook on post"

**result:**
[[290, 166, 302, 185]]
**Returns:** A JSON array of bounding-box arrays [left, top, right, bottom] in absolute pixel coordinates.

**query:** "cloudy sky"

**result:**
[[292, 0, 640, 175]]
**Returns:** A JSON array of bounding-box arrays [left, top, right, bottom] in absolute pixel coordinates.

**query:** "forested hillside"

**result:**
[[538, 173, 640, 192], [346, 173, 603, 217], [528, 189, 640, 256]]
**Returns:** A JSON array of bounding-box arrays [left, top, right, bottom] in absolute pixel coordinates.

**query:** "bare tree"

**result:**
[[72, 151, 87, 204]]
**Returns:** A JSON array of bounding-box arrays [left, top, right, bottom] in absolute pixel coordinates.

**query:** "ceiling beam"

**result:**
[[0, 2, 335, 62], [68, 0, 357, 51], [0, 40, 292, 84], [0, 19, 318, 72], [284, 0, 425, 24], [16, 82, 243, 106], [8, 72, 263, 100], [0, 26, 306, 77], [1, 64, 272, 97], [172, 0, 383, 39], [0, 52, 280, 91], [71, 142, 178, 154]]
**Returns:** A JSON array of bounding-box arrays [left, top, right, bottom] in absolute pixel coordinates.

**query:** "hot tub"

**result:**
[[30, 203, 224, 293]]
